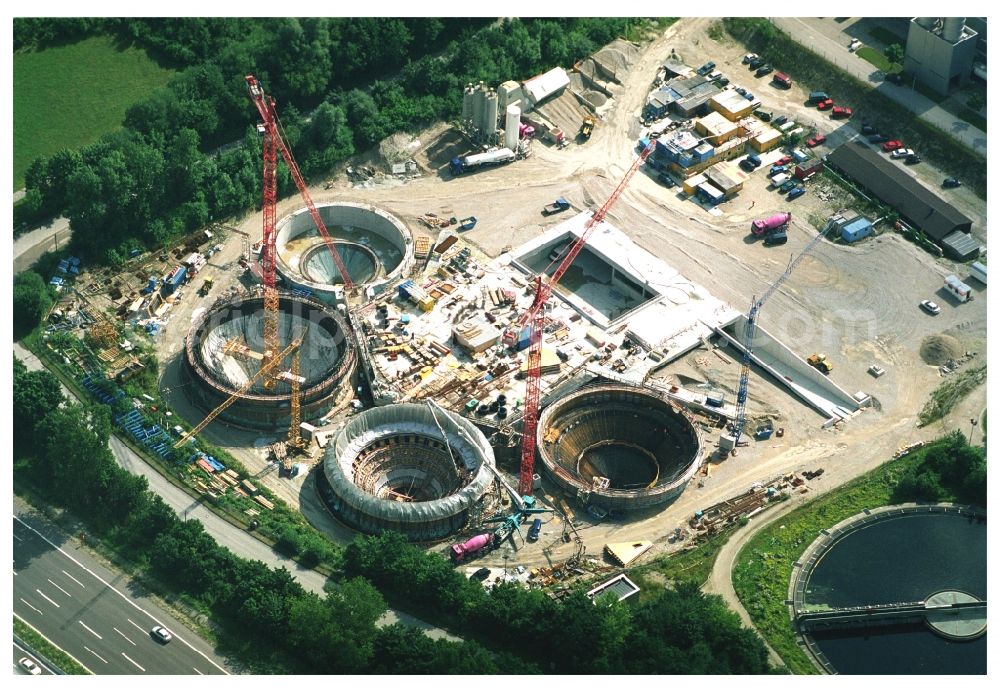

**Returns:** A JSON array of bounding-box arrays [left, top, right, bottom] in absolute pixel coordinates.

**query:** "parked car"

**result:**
[[754, 109, 773, 121], [743, 91, 755, 101], [697, 61, 716, 75], [775, 155, 793, 166], [749, 56, 764, 69], [755, 64, 773, 77], [882, 139, 903, 152], [739, 159, 756, 172], [657, 172, 676, 188], [763, 228, 788, 246], [817, 98, 835, 110], [905, 153, 922, 164], [868, 133, 889, 144], [943, 177, 962, 188], [920, 300, 941, 315], [807, 91, 830, 104], [770, 164, 788, 175], [831, 106, 853, 118], [746, 154, 762, 167], [861, 123, 878, 135], [735, 86, 747, 96], [890, 147, 915, 159], [772, 114, 789, 126], [470, 567, 491, 581], [151, 625, 173, 643], [848, 38, 863, 52], [787, 186, 807, 200], [778, 179, 798, 193], [716, 76, 730, 86], [886, 72, 905, 85], [806, 134, 827, 147], [742, 52, 759, 64], [18, 658, 41, 675]]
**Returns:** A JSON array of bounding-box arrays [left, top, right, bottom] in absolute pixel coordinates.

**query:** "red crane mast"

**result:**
[[513, 141, 656, 495], [245, 76, 353, 379]]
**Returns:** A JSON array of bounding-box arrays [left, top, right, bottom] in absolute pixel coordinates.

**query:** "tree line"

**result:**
[[14, 354, 775, 674], [15, 17, 631, 265]]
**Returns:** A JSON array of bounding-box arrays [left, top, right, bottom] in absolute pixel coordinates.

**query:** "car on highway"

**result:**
[[882, 139, 903, 152], [18, 658, 41, 675], [890, 147, 915, 159], [151, 625, 173, 643], [470, 567, 491, 581], [817, 98, 835, 110], [920, 300, 941, 315], [831, 106, 853, 118], [742, 52, 759, 64], [755, 64, 773, 77], [787, 186, 807, 200], [943, 177, 962, 188], [868, 133, 889, 144], [806, 134, 827, 147]]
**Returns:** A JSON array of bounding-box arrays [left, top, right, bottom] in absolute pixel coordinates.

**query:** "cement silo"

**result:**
[[483, 89, 499, 137], [462, 83, 475, 124], [504, 104, 521, 151], [942, 17, 966, 42], [472, 83, 485, 134]]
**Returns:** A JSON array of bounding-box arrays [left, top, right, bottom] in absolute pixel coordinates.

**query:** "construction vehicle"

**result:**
[[458, 216, 478, 231], [542, 198, 571, 215], [482, 495, 552, 548], [450, 533, 493, 562], [504, 140, 657, 494], [580, 115, 596, 140], [751, 212, 791, 236], [731, 224, 834, 446], [198, 276, 214, 296], [449, 148, 516, 175], [807, 353, 833, 374]]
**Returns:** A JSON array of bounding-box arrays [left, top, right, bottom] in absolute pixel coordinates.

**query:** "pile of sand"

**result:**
[[920, 334, 964, 365]]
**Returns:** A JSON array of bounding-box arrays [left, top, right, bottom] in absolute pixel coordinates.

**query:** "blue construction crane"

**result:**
[[731, 225, 832, 446]]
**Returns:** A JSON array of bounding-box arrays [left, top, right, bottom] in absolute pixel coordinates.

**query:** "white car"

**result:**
[[848, 38, 863, 52], [151, 625, 173, 643], [18, 657, 41, 675], [891, 148, 915, 159], [920, 300, 941, 315], [742, 52, 759, 64]]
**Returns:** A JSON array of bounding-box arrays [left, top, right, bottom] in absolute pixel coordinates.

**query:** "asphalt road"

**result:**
[[13, 503, 229, 675], [13, 643, 55, 675]]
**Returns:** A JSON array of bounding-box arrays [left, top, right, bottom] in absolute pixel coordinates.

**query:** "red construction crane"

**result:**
[[510, 141, 656, 495], [245, 75, 353, 382]]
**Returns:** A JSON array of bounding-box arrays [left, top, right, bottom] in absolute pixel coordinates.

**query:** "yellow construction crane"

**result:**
[[278, 346, 306, 452], [173, 329, 307, 449]]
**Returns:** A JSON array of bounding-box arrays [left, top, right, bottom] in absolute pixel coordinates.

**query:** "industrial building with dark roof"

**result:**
[[826, 141, 977, 259]]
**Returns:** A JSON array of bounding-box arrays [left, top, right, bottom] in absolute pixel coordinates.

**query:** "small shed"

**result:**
[[695, 181, 726, 206], [794, 158, 824, 179], [840, 216, 874, 243]]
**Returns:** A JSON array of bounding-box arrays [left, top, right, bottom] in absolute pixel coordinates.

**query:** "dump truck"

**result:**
[[449, 148, 516, 175], [751, 212, 791, 236], [458, 216, 477, 231], [450, 533, 493, 562], [807, 353, 833, 374], [542, 198, 571, 215], [580, 115, 596, 140]]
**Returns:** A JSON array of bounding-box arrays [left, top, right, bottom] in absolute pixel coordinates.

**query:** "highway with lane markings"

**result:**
[[12, 502, 229, 675]]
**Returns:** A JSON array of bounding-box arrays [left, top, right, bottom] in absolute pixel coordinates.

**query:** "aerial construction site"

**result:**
[[45, 20, 986, 594]]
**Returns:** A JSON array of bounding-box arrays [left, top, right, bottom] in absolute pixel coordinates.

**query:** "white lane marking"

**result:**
[[36, 589, 60, 607], [114, 627, 136, 646], [193, 667, 204, 675], [61, 570, 86, 588], [13, 569, 17, 576], [127, 618, 146, 633], [84, 646, 108, 664], [78, 620, 103, 639], [18, 598, 42, 615], [121, 652, 146, 672], [47, 579, 72, 597], [15, 515, 230, 675], [13, 533, 23, 541]]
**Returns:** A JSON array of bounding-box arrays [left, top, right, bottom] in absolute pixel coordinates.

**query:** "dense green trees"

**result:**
[[12, 271, 52, 338], [15, 17, 629, 263], [894, 431, 987, 506]]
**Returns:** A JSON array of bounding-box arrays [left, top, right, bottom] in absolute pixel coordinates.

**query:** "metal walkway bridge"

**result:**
[[797, 599, 987, 632]]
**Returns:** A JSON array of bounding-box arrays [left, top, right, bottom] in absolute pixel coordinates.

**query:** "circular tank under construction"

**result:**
[[183, 290, 355, 429], [537, 384, 702, 512], [275, 202, 413, 300], [318, 403, 494, 540]]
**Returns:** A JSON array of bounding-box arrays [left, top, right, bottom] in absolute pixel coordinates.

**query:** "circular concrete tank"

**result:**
[[318, 403, 494, 540], [537, 384, 702, 512], [183, 291, 354, 429], [275, 202, 412, 301]]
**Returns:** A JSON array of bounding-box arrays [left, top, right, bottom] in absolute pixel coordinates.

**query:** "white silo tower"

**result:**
[[462, 83, 474, 124], [504, 105, 521, 150], [472, 84, 485, 134], [483, 89, 499, 138]]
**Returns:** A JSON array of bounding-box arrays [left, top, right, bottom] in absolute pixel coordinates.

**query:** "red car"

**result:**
[[831, 106, 853, 118], [817, 98, 834, 110], [774, 155, 792, 166], [806, 134, 827, 147], [882, 139, 903, 152]]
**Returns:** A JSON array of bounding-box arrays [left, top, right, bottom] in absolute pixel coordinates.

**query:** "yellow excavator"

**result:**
[[580, 115, 596, 140]]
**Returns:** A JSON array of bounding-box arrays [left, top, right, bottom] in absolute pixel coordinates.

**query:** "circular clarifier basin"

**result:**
[[300, 241, 380, 285]]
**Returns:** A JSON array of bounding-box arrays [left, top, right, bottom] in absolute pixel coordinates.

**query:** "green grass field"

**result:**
[[13, 35, 173, 190]]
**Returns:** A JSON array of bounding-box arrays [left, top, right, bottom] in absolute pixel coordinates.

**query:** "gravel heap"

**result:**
[[920, 334, 964, 365]]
